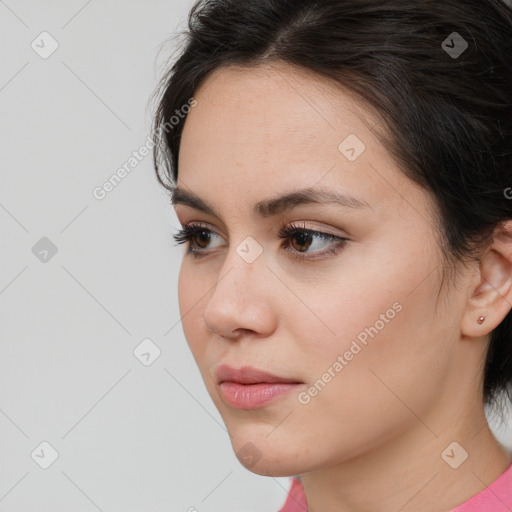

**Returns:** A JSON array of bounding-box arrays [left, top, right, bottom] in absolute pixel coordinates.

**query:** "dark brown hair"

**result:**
[[151, 0, 512, 416]]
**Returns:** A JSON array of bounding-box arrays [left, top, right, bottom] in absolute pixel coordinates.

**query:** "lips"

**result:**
[[215, 364, 304, 409], [215, 364, 302, 385]]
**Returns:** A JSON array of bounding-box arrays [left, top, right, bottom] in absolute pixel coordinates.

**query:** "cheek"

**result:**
[[281, 303, 435, 465], [293, 259, 451, 433], [293, 234, 446, 382]]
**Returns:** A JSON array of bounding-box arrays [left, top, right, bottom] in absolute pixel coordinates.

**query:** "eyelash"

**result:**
[[172, 221, 349, 261]]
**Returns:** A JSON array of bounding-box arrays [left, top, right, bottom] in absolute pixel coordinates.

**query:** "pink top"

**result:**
[[277, 456, 512, 512]]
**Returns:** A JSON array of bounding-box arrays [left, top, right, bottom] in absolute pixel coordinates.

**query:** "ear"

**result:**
[[461, 220, 512, 337]]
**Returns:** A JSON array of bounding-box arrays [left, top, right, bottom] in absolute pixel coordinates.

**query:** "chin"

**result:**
[[237, 451, 307, 477], [228, 432, 311, 477]]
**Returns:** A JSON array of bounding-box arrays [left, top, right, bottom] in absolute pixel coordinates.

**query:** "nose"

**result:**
[[202, 249, 277, 341]]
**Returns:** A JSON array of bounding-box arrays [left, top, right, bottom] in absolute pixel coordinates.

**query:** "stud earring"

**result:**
[[477, 315, 486, 324]]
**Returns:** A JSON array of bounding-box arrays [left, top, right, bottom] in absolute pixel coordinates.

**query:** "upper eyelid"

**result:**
[[173, 204, 354, 234]]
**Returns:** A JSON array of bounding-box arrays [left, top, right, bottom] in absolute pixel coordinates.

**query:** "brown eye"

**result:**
[[193, 229, 212, 249], [278, 222, 349, 261], [289, 232, 314, 253], [172, 223, 223, 254]]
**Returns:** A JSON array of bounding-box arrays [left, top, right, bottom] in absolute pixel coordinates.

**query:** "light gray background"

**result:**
[[1, 1, 511, 511]]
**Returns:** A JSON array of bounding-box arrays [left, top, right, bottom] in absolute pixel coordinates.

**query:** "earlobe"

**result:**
[[461, 221, 512, 338]]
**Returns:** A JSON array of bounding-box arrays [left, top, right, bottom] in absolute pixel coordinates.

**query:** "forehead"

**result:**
[[181, 61, 378, 151], [177, 61, 413, 217]]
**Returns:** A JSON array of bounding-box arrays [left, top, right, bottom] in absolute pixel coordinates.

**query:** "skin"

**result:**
[[172, 61, 512, 512]]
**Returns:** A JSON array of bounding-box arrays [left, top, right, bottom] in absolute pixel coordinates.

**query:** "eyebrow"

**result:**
[[171, 185, 372, 218]]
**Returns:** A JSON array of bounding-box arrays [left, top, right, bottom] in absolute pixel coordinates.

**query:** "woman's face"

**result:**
[[173, 62, 474, 476]]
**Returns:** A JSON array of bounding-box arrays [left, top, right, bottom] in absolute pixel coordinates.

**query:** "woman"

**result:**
[[151, 0, 512, 510]]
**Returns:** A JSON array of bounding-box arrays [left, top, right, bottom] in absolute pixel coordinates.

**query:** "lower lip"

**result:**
[[219, 381, 302, 409]]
